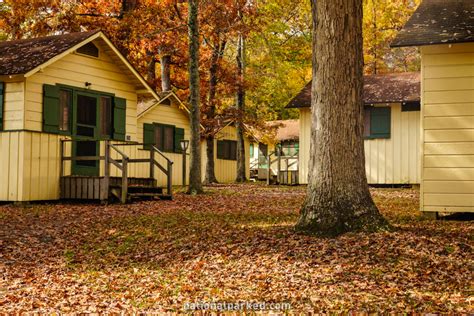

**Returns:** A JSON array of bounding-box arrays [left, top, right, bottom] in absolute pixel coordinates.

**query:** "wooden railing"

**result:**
[[59, 139, 173, 203], [265, 150, 299, 185]]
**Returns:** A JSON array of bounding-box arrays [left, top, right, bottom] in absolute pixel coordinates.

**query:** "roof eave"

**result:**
[[391, 38, 474, 48]]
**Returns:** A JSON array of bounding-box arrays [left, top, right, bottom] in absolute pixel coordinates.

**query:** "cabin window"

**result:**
[[154, 124, 175, 152], [280, 140, 299, 156], [100, 96, 112, 137], [76, 42, 99, 58], [42, 84, 125, 140], [217, 140, 237, 160], [402, 101, 421, 112], [143, 123, 184, 153], [364, 106, 391, 139]]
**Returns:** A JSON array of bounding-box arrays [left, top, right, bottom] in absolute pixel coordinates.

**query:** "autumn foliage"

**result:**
[[0, 0, 421, 121], [1, 185, 472, 312]]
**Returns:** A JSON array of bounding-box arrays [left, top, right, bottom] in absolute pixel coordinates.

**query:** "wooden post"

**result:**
[[59, 139, 64, 178], [277, 151, 281, 185], [182, 149, 186, 186], [167, 161, 173, 197], [121, 157, 128, 204], [150, 147, 155, 181], [103, 140, 110, 201], [266, 154, 270, 185]]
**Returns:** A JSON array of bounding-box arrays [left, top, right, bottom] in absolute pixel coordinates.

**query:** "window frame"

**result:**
[[217, 139, 237, 161], [56, 84, 115, 140], [364, 106, 391, 140], [154, 123, 176, 153]]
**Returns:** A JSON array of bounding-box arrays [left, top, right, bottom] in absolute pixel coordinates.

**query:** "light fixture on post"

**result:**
[[180, 140, 190, 186]]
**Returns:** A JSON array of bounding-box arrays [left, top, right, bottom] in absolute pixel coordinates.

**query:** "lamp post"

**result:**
[[180, 139, 190, 186]]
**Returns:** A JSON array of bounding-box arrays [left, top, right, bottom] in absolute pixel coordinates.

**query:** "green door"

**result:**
[[72, 91, 100, 176]]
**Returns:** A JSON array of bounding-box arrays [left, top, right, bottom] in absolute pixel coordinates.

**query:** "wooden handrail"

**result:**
[[150, 145, 173, 197], [59, 139, 174, 202], [108, 141, 129, 203]]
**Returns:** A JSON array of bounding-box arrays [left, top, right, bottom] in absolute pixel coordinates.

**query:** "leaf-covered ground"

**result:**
[[0, 184, 472, 313]]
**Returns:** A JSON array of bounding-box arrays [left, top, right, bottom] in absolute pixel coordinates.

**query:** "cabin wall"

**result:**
[[24, 39, 138, 140], [3, 81, 25, 130], [364, 103, 420, 184], [0, 131, 64, 201], [420, 43, 474, 213], [299, 108, 311, 184], [298, 104, 421, 185], [136, 100, 191, 187], [202, 125, 251, 183]]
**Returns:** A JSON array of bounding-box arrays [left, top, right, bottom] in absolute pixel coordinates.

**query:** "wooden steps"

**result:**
[[60, 176, 171, 202]]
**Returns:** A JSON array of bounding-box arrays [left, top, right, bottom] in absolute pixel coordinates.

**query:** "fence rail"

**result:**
[[59, 139, 173, 203]]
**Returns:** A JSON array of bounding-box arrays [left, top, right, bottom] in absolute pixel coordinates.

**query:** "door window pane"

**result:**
[[76, 141, 97, 167], [77, 95, 97, 126]]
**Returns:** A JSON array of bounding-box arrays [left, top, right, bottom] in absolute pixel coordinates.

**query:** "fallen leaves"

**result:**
[[0, 184, 472, 313]]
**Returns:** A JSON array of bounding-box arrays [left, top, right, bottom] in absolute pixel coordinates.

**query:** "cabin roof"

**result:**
[[286, 72, 420, 108], [391, 0, 474, 47], [0, 30, 161, 101], [267, 120, 299, 142], [0, 30, 101, 75]]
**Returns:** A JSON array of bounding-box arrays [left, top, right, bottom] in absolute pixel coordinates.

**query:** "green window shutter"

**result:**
[[249, 143, 254, 157], [217, 140, 225, 159], [174, 127, 185, 153], [370, 107, 391, 139], [113, 97, 126, 140], [143, 123, 154, 149], [43, 84, 60, 133], [0, 82, 4, 130]]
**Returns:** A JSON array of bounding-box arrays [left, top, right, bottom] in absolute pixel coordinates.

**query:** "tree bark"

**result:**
[[147, 52, 156, 84], [204, 38, 225, 184], [161, 54, 172, 92], [187, 0, 203, 194], [204, 135, 218, 183], [235, 34, 247, 183], [296, 0, 389, 236]]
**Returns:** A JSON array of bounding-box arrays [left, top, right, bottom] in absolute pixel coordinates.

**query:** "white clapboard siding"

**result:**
[[420, 42, 474, 213], [298, 103, 420, 185]]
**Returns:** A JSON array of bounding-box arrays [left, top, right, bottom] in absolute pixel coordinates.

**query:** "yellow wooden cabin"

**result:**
[[137, 98, 252, 184], [286, 72, 422, 186], [201, 122, 251, 183], [0, 31, 174, 203], [249, 120, 300, 184], [392, 0, 474, 215]]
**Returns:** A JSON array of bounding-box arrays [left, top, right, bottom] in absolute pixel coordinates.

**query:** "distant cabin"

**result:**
[[392, 0, 474, 214], [203, 122, 251, 183], [249, 119, 300, 184], [286, 72, 421, 186]]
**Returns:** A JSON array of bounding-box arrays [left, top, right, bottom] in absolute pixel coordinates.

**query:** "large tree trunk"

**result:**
[[296, 0, 388, 236], [147, 52, 156, 84], [235, 34, 247, 183], [204, 135, 218, 183], [187, 0, 203, 194], [204, 39, 225, 184], [161, 54, 172, 92]]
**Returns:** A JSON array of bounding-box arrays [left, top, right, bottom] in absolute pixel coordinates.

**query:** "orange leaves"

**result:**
[[0, 184, 472, 313]]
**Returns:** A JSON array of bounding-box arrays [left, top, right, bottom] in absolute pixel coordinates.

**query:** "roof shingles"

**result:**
[[0, 30, 100, 76], [391, 0, 474, 47], [286, 72, 420, 109]]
